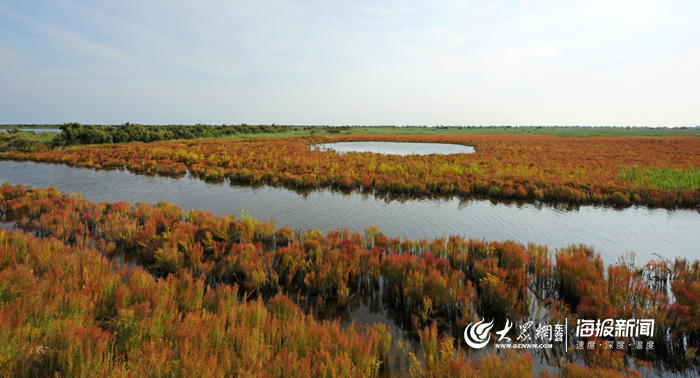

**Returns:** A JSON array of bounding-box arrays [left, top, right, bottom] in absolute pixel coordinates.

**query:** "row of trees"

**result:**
[[1, 123, 351, 150], [52, 122, 293, 146]]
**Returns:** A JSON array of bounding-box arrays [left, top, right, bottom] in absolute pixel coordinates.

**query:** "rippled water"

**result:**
[[316, 141, 475, 155], [1, 160, 698, 266]]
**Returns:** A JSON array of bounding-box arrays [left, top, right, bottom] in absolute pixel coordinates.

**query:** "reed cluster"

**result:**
[[2, 183, 699, 376], [0, 227, 394, 377]]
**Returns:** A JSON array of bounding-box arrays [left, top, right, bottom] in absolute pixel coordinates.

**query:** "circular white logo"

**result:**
[[464, 318, 494, 349]]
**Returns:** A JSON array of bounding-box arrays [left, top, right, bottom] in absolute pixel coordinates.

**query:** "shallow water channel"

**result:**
[[1, 160, 697, 267], [1, 158, 699, 377]]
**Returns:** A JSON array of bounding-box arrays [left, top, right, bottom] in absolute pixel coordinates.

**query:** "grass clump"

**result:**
[[0, 228, 393, 378], [620, 165, 700, 190], [0, 129, 54, 152]]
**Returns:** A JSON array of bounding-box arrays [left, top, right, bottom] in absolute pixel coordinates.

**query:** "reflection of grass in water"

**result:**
[[620, 165, 700, 190]]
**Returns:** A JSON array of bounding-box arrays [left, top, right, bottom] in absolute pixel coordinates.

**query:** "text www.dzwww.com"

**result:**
[[495, 344, 553, 349]]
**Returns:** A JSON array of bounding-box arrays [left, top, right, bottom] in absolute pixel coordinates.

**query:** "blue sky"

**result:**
[[0, 0, 698, 126]]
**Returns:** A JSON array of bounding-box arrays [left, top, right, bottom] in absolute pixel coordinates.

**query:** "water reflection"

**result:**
[[316, 141, 475, 155], [1, 160, 699, 266]]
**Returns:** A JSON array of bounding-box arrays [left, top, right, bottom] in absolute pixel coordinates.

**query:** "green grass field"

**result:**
[[620, 165, 700, 190]]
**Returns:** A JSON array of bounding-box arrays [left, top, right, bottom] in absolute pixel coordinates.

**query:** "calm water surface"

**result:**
[[316, 141, 475, 155], [1, 160, 698, 266]]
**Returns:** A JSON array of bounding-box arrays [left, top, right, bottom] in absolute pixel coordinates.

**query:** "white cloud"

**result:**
[[0, 3, 133, 63], [0, 0, 698, 125]]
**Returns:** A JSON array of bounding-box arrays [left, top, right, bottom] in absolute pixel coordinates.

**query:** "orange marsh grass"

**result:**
[[2, 183, 700, 377]]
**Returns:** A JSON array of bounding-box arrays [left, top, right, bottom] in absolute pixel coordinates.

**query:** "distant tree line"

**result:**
[[1, 123, 358, 151], [3, 122, 698, 152], [52, 123, 293, 146]]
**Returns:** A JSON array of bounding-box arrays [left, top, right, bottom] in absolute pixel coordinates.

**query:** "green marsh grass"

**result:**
[[620, 165, 700, 190]]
